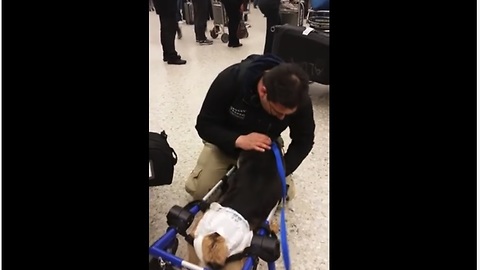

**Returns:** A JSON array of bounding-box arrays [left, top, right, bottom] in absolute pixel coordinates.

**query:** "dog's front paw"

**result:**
[[269, 220, 279, 234]]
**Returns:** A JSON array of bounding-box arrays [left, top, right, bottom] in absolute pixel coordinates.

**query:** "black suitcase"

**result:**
[[184, 0, 195, 25], [149, 131, 178, 187], [271, 24, 329, 85]]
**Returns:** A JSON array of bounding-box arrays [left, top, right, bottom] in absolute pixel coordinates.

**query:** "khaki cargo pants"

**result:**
[[184, 139, 295, 201]]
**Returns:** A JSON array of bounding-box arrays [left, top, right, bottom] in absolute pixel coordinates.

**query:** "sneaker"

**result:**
[[197, 39, 213, 45]]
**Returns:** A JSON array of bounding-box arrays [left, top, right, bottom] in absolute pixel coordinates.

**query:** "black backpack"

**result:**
[[149, 131, 178, 187]]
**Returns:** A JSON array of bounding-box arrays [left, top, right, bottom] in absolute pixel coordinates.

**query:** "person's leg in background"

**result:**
[[159, 14, 186, 64], [208, 0, 214, 20], [175, 0, 183, 39], [153, 0, 187, 64], [182, 0, 187, 21], [192, 0, 213, 44], [259, 7, 281, 54], [221, 0, 242, 47], [303, 0, 310, 18], [175, 0, 182, 22], [149, 0, 155, 11], [176, 24, 183, 39], [185, 142, 237, 200]]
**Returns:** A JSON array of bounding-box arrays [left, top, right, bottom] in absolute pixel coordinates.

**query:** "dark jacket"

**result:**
[[152, 0, 177, 15], [258, 0, 280, 11], [195, 54, 315, 176]]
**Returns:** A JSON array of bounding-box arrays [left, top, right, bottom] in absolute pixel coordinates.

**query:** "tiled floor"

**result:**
[[149, 6, 329, 270]]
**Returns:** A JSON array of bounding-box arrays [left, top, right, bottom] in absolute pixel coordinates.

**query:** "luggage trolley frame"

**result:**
[[210, 0, 249, 42], [306, 0, 329, 33], [307, 9, 329, 34], [279, 0, 305, 27], [242, 0, 251, 22], [210, 0, 229, 43], [149, 166, 281, 270]]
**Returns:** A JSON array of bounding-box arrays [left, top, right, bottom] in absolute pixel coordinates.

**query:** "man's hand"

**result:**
[[235, 132, 272, 152]]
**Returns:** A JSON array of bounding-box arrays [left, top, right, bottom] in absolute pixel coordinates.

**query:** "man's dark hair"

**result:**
[[262, 63, 310, 109]]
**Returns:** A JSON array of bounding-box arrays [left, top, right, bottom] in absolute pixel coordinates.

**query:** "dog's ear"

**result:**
[[202, 232, 229, 268]]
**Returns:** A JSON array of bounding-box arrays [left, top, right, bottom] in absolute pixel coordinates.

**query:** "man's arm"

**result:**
[[283, 99, 316, 176], [195, 68, 242, 157]]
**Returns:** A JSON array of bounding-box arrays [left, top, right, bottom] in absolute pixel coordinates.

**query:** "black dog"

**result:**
[[188, 149, 285, 270], [218, 149, 284, 230]]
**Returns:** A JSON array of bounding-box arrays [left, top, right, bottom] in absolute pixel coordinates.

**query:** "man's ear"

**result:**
[[258, 84, 268, 99]]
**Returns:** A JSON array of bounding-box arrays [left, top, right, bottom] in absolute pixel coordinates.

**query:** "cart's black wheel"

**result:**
[[221, 33, 229, 43], [210, 29, 218, 39], [244, 14, 248, 21], [166, 237, 179, 255], [252, 257, 260, 270]]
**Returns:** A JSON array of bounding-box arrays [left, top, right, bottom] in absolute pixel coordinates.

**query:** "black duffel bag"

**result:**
[[149, 131, 178, 186]]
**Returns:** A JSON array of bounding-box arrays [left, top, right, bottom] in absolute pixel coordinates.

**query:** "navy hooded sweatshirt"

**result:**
[[195, 54, 315, 176]]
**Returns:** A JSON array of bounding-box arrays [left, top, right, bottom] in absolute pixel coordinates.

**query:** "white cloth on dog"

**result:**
[[193, 202, 254, 263]]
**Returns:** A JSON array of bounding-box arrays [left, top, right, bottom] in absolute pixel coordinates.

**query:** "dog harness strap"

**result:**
[[184, 234, 195, 246], [174, 200, 211, 240], [225, 247, 251, 263], [271, 142, 291, 270], [198, 201, 211, 212]]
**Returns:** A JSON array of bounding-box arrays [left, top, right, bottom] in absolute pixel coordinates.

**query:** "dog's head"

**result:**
[[236, 147, 286, 176]]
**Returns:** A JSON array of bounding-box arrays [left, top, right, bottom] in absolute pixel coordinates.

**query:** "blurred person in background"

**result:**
[[258, 0, 281, 54], [152, 0, 187, 64]]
